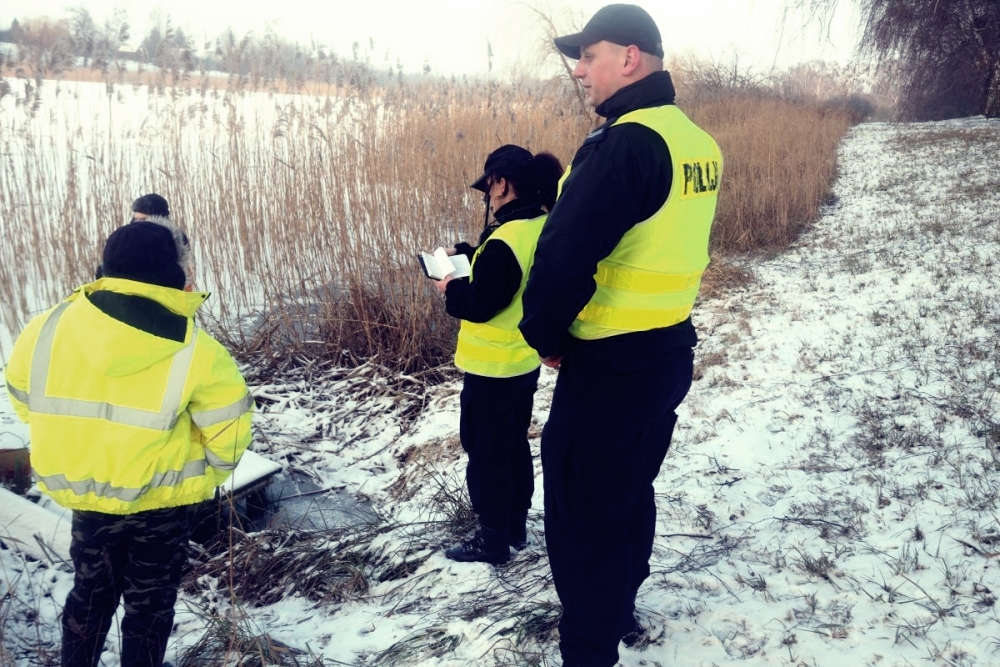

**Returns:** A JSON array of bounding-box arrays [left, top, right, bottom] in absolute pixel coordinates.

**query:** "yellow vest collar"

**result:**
[[77, 278, 209, 317]]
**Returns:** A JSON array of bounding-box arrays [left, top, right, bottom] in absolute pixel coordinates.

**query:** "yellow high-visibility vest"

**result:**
[[566, 105, 723, 339], [5, 278, 254, 515], [454, 216, 546, 377]]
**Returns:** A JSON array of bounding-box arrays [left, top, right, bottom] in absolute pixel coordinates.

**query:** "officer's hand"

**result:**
[[541, 355, 562, 369], [434, 275, 453, 294]]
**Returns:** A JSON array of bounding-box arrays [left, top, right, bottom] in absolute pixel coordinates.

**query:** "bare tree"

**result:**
[[14, 17, 74, 84], [777, 61, 848, 101], [668, 50, 768, 102], [792, 0, 1000, 119], [91, 9, 130, 76], [522, 5, 591, 121], [67, 6, 96, 66]]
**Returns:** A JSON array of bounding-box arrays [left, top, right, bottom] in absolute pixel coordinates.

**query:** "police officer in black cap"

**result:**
[[434, 145, 562, 564], [519, 4, 724, 665]]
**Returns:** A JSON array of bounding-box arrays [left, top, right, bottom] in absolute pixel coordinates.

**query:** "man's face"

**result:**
[[573, 41, 626, 108]]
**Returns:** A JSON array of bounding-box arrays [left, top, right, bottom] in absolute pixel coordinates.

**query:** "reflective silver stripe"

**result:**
[[28, 301, 197, 430], [191, 392, 254, 429], [29, 397, 183, 430], [36, 458, 208, 502], [6, 380, 29, 404], [160, 328, 198, 423], [204, 449, 238, 471]]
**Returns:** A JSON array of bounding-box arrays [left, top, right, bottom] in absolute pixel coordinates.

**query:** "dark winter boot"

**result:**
[[445, 526, 511, 564], [508, 519, 528, 550]]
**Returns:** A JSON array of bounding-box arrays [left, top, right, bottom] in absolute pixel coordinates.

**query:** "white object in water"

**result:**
[[220, 449, 283, 496], [0, 487, 72, 566]]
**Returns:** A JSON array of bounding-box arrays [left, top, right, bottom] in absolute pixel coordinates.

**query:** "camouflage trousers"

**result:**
[[62, 505, 191, 667]]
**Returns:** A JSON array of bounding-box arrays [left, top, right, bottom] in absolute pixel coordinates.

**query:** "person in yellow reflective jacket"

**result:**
[[519, 6, 723, 666], [5, 221, 254, 667], [433, 145, 563, 564]]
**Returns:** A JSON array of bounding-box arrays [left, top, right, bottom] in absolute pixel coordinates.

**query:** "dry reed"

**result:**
[[0, 70, 853, 372], [689, 95, 853, 253]]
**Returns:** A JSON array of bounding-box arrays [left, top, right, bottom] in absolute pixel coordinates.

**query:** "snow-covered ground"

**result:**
[[2, 116, 1000, 666]]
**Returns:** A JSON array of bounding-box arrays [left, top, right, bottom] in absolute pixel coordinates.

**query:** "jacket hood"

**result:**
[[61, 278, 209, 378]]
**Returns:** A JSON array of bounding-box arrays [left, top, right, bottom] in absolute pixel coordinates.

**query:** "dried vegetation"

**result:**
[[0, 57, 853, 371]]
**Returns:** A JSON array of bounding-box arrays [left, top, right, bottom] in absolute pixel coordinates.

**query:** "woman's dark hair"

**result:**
[[494, 151, 564, 211]]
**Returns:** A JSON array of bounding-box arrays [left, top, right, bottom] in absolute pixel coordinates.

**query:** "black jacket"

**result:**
[[519, 71, 697, 359], [444, 200, 546, 323]]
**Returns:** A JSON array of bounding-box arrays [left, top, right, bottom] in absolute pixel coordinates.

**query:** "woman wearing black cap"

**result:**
[[434, 144, 563, 564]]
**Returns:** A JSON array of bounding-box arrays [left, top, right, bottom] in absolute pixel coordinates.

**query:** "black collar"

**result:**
[[88, 291, 187, 342], [596, 70, 676, 119], [493, 200, 546, 224]]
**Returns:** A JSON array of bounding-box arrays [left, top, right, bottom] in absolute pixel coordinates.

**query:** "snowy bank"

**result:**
[[2, 116, 1000, 666]]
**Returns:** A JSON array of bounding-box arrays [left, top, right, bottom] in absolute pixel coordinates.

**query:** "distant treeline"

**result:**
[[0, 11, 416, 89], [0, 12, 890, 124]]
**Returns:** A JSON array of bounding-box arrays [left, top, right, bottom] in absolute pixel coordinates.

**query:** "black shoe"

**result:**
[[445, 527, 510, 564], [622, 615, 647, 648]]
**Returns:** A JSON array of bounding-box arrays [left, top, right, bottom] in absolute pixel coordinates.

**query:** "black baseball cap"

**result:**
[[470, 144, 534, 193], [554, 4, 664, 59]]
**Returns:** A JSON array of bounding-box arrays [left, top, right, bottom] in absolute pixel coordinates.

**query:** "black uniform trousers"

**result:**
[[541, 334, 693, 667], [459, 368, 540, 532], [62, 505, 191, 667]]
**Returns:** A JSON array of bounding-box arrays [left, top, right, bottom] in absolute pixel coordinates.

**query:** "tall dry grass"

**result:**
[[0, 71, 853, 373], [692, 96, 853, 253]]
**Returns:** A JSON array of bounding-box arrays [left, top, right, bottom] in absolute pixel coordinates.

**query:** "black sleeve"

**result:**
[[519, 123, 672, 358], [444, 238, 522, 323], [453, 242, 476, 260]]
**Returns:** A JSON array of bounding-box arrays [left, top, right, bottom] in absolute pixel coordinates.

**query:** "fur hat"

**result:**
[[101, 221, 187, 290], [131, 193, 170, 218], [143, 215, 193, 286]]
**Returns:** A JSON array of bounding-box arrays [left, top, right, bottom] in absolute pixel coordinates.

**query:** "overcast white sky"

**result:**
[[0, 0, 860, 77]]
